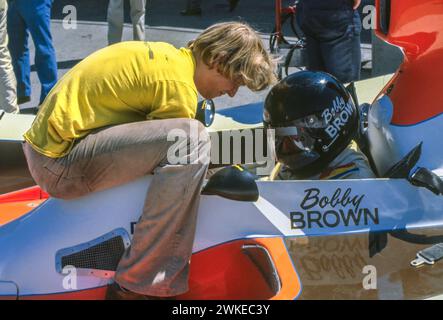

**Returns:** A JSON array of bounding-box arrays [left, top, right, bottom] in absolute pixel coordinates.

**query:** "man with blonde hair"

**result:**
[[22, 21, 276, 300]]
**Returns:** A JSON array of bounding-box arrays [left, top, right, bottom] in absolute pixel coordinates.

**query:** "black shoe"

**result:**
[[105, 282, 174, 300], [17, 96, 31, 105], [106, 282, 150, 300], [228, 0, 240, 12], [180, 8, 202, 16], [20, 107, 39, 115]]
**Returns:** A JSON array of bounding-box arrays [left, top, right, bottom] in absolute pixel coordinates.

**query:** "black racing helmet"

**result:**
[[263, 71, 359, 178]]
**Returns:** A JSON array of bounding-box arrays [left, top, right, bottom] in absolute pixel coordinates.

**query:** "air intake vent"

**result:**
[[56, 228, 131, 273]]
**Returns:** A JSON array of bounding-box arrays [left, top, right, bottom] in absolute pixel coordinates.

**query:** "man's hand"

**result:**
[[353, 0, 361, 10]]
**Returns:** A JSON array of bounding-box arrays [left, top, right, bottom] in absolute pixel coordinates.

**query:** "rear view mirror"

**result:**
[[202, 165, 259, 202], [195, 99, 215, 127]]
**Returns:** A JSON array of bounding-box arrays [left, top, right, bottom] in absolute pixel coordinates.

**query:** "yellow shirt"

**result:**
[[24, 41, 198, 158]]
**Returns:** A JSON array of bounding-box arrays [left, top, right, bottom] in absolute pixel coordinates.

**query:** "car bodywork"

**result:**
[[0, 0, 442, 300]]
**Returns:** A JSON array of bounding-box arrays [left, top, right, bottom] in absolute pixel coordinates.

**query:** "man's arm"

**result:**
[[353, 0, 361, 10]]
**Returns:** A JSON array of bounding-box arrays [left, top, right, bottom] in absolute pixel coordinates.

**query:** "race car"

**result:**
[[0, 0, 442, 300]]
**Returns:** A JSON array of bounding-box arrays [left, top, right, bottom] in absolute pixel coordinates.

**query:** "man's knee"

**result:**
[[194, 120, 211, 165], [165, 118, 211, 166], [179, 118, 210, 148], [168, 118, 209, 140]]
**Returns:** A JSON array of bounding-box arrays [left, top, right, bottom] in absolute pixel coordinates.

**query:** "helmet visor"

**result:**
[[273, 114, 328, 170]]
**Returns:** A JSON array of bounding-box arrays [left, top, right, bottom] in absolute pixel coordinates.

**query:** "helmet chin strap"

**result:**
[[279, 155, 323, 179], [282, 161, 327, 180], [280, 140, 347, 179]]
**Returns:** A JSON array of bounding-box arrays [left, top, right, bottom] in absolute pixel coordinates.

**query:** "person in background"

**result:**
[[264, 71, 374, 181], [181, 0, 240, 16], [7, 0, 58, 107], [297, 0, 362, 83], [0, 0, 18, 114], [107, 0, 146, 45], [22, 22, 276, 300]]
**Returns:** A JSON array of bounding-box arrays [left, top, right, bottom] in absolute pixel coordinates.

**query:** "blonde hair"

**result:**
[[188, 22, 277, 91]]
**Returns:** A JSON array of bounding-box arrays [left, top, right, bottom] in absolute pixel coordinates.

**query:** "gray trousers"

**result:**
[[107, 0, 146, 45], [23, 118, 211, 296], [0, 0, 18, 113]]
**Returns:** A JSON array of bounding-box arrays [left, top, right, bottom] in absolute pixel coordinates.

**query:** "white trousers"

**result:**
[[107, 0, 147, 45], [0, 0, 18, 113]]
